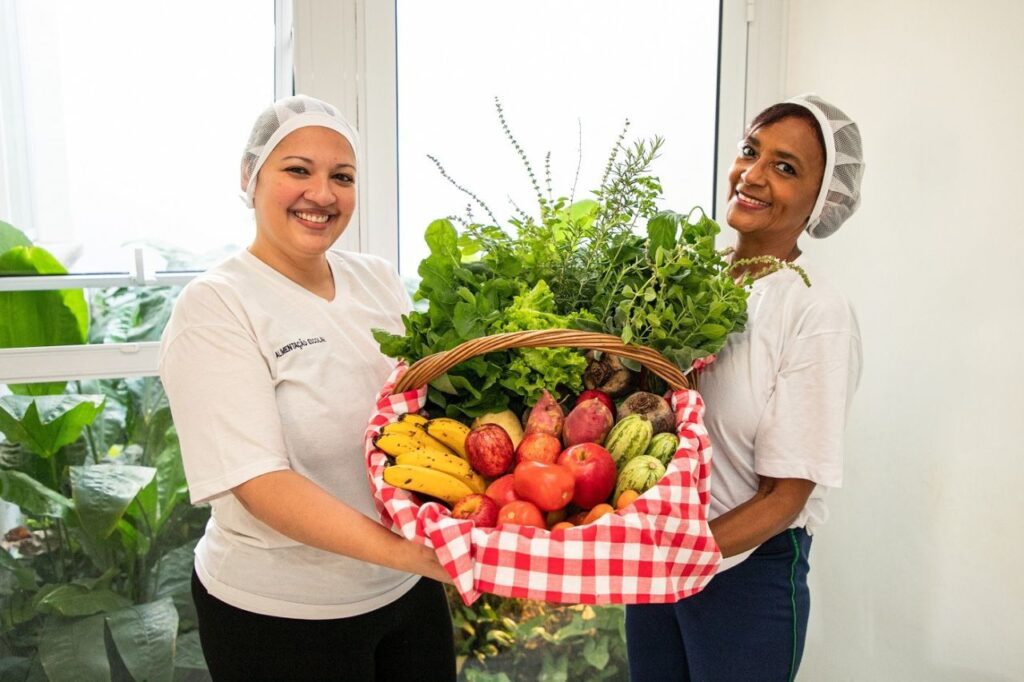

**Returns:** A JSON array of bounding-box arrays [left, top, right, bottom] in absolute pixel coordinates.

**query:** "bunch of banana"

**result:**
[[382, 465, 475, 506], [423, 417, 472, 459], [398, 412, 428, 427], [395, 448, 486, 493], [373, 420, 456, 458]]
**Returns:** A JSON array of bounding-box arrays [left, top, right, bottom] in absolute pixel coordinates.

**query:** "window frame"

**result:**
[[0, 0, 785, 386]]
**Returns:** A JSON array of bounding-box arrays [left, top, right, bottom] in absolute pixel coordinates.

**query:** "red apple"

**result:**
[[484, 474, 520, 508], [465, 424, 515, 477], [451, 493, 499, 528], [575, 389, 614, 415], [557, 442, 617, 509], [515, 432, 562, 465]]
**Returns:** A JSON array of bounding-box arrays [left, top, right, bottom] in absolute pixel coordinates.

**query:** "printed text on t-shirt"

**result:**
[[275, 336, 327, 358]]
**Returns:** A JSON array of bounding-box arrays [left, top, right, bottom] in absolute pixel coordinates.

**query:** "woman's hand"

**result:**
[[708, 476, 816, 558], [232, 469, 453, 584]]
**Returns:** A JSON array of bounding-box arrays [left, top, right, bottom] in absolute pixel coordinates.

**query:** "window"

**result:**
[[395, 0, 722, 273], [0, 0, 277, 274]]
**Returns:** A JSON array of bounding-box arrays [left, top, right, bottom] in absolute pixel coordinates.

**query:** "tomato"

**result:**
[[513, 461, 575, 512], [497, 500, 546, 529]]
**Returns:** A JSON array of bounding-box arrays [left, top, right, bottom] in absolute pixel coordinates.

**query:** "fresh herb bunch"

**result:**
[[374, 101, 751, 417]]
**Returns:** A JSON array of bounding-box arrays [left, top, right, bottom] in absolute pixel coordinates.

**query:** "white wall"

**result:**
[[772, 1, 1024, 679]]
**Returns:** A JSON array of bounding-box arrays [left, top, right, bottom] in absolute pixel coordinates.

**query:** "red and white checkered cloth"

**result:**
[[364, 365, 721, 605]]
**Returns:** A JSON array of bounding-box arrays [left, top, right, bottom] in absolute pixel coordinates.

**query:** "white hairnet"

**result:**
[[240, 94, 360, 208], [787, 93, 864, 238]]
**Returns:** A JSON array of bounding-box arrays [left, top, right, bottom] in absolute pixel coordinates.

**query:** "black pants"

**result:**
[[191, 571, 456, 681]]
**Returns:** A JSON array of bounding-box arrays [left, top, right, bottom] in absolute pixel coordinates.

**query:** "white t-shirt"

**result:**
[[159, 249, 418, 619], [698, 257, 861, 568]]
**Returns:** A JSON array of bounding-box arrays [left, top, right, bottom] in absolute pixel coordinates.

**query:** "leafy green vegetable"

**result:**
[[376, 102, 751, 416]]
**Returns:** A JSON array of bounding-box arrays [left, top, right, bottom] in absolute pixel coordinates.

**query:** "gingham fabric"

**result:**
[[365, 365, 721, 605]]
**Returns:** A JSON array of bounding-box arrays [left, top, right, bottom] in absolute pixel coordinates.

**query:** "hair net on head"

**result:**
[[786, 93, 864, 239], [240, 94, 360, 208]]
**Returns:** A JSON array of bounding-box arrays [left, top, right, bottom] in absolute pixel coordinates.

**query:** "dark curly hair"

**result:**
[[747, 102, 826, 162]]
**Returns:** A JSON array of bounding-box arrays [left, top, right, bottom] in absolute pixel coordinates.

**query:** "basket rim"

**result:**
[[392, 329, 689, 394]]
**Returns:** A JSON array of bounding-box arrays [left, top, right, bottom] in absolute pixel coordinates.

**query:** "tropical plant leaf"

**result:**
[[0, 471, 73, 518], [35, 583, 132, 617], [0, 246, 89, 396], [172, 629, 209, 673], [0, 220, 32, 252], [38, 613, 112, 682], [0, 394, 105, 459], [70, 465, 156, 541], [0, 547, 39, 594], [147, 539, 199, 601], [105, 598, 178, 682]]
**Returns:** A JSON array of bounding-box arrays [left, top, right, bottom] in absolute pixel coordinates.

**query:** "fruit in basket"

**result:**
[[515, 432, 562, 465], [484, 474, 520, 507], [562, 398, 614, 447], [374, 422, 457, 458], [615, 489, 641, 510], [382, 464, 475, 506], [575, 389, 614, 415], [614, 455, 666, 503], [465, 424, 516, 477], [424, 417, 472, 458], [556, 442, 617, 509], [398, 412, 429, 426], [604, 414, 654, 468], [645, 432, 680, 466], [524, 389, 564, 438], [583, 351, 636, 397], [550, 521, 575, 532], [582, 503, 615, 525], [617, 391, 675, 435], [513, 461, 574, 512], [497, 500, 546, 529], [471, 410, 524, 449], [394, 448, 487, 494], [451, 493, 499, 527]]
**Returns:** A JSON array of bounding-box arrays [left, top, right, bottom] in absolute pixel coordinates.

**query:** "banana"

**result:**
[[395, 448, 487, 494], [382, 464, 475, 505], [424, 417, 472, 459], [373, 423, 455, 457], [398, 412, 429, 427]]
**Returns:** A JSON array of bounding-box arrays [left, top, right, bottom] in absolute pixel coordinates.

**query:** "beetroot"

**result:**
[[617, 391, 675, 435]]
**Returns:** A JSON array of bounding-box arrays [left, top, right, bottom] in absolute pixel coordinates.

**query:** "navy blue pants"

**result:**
[[191, 571, 455, 681], [625, 528, 812, 682]]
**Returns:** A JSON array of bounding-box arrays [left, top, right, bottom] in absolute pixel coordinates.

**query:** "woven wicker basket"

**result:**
[[392, 329, 689, 394]]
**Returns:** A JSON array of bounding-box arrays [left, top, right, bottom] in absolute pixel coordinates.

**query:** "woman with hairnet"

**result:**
[[159, 95, 456, 680], [625, 95, 865, 681]]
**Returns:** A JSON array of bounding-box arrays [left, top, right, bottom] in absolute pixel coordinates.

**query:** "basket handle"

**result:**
[[392, 329, 689, 393]]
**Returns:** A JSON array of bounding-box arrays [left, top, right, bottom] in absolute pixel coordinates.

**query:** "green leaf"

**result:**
[[583, 636, 611, 670], [424, 219, 460, 259], [646, 211, 679, 259], [70, 465, 156, 541], [147, 539, 199, 601], [620, 324, 633, 345], [105, 598, 178, 682], [0, 394, 106, 458], [698, 323, 728, 340], [35, 583, 132, 617], [0, 548, 38, 594], [39, 613, 112, 682], [0, 246, 88, 396], [0, 220, 32, 252], [172, 630, 208, 672], [0, 471, 73, 518]]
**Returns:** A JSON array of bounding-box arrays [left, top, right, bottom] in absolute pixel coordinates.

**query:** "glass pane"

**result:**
[[396, 0, 720, 273], [3, 0, 275, 274]]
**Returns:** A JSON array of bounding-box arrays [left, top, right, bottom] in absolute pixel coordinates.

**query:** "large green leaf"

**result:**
[[147, 540, 199, 601], [35, 583, 131, 617], [0, 547, 39, 594], [0, 394, 105, 458], [70, 464, 156, 541], [38, 613, 112, 682], [0, 471, 73, 519], [172, 629, 208, 674], [105, 598, 178, 682], [0, 246, 89, 396], [0, 220, 32, 252]]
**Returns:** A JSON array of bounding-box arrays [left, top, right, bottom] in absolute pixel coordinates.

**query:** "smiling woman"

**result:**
[[157, 95, 456, 681]]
